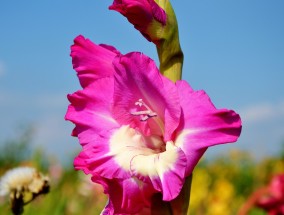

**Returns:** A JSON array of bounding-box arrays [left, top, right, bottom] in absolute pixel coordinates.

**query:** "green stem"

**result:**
[[170, 175, 192, 215], [157, 38, 183, 82], [155, 0, 184, 82], [150, 175, 192, 215], [11, 192, 24, 215]]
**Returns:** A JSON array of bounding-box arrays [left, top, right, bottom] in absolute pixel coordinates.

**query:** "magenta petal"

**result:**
[[257, 174, 284, 211], [92, 175, 155, 214], [175, 81, 242, 175], [130, 142, 187, 201], [109, 0, 166, 43], [65, 77, 119, 140], [159, 150, 187, 201], [66, 78, 121, 178], [102, 125, 186, 201], [269, 174, 284, 198], [74, 129, 130, 179], [71, 35, 119, 88], [112, 52, 180, 140]]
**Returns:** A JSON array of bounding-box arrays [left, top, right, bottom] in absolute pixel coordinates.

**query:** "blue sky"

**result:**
[[1, 1, 284, 164]]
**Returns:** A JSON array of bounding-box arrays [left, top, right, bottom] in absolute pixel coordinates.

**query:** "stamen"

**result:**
[[131, 110, 152, 116], [131, 99, 157, 121]]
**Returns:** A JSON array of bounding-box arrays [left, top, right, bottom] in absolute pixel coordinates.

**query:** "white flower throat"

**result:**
[[131, 99, 157, 121]]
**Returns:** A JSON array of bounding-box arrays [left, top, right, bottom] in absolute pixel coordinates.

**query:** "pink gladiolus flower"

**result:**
[[109, 0, 167, 45], [256, 174, 284, 215], [65, 35, 242, 214]]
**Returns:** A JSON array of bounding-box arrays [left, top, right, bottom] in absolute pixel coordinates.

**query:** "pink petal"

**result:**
[[71, 35, 119, 88], [65, 77, 119, 141], [74, 125, 165, 181], [74, 130, 130, 179], [175, 81, 242, 175], [68, 80, 131, 180], [112, 52, 180, 141], [109, 0, 166, 43], [269, 174, 284, 198], [106, 125, 186, 201], [130, 141, 187, 201], [92, 175, 156, 214]]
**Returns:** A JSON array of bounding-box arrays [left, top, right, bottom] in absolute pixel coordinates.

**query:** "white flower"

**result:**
[[0, 167, 49, 198]]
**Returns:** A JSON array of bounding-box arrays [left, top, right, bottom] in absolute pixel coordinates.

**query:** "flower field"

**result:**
[[0, 133, 283, 214], [190, 150, 284, 215]]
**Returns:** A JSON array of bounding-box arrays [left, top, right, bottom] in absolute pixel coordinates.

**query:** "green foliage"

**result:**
[[190, 150, 284, 215], [0, 126, 34, 169]]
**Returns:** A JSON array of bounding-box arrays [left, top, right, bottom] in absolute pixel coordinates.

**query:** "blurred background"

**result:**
[[0, 0, 283, 214]]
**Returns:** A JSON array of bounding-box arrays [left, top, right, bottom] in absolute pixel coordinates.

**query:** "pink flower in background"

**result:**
[[65, 35, 242, 214], [256, 174, 284, 215], [109, 0, 166, 45]]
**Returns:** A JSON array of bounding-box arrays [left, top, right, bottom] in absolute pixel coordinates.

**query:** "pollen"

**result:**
[[131, 99, 157, 121]]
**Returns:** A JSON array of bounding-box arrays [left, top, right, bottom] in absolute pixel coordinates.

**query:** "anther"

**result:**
[[131, 99, 157, 121]]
